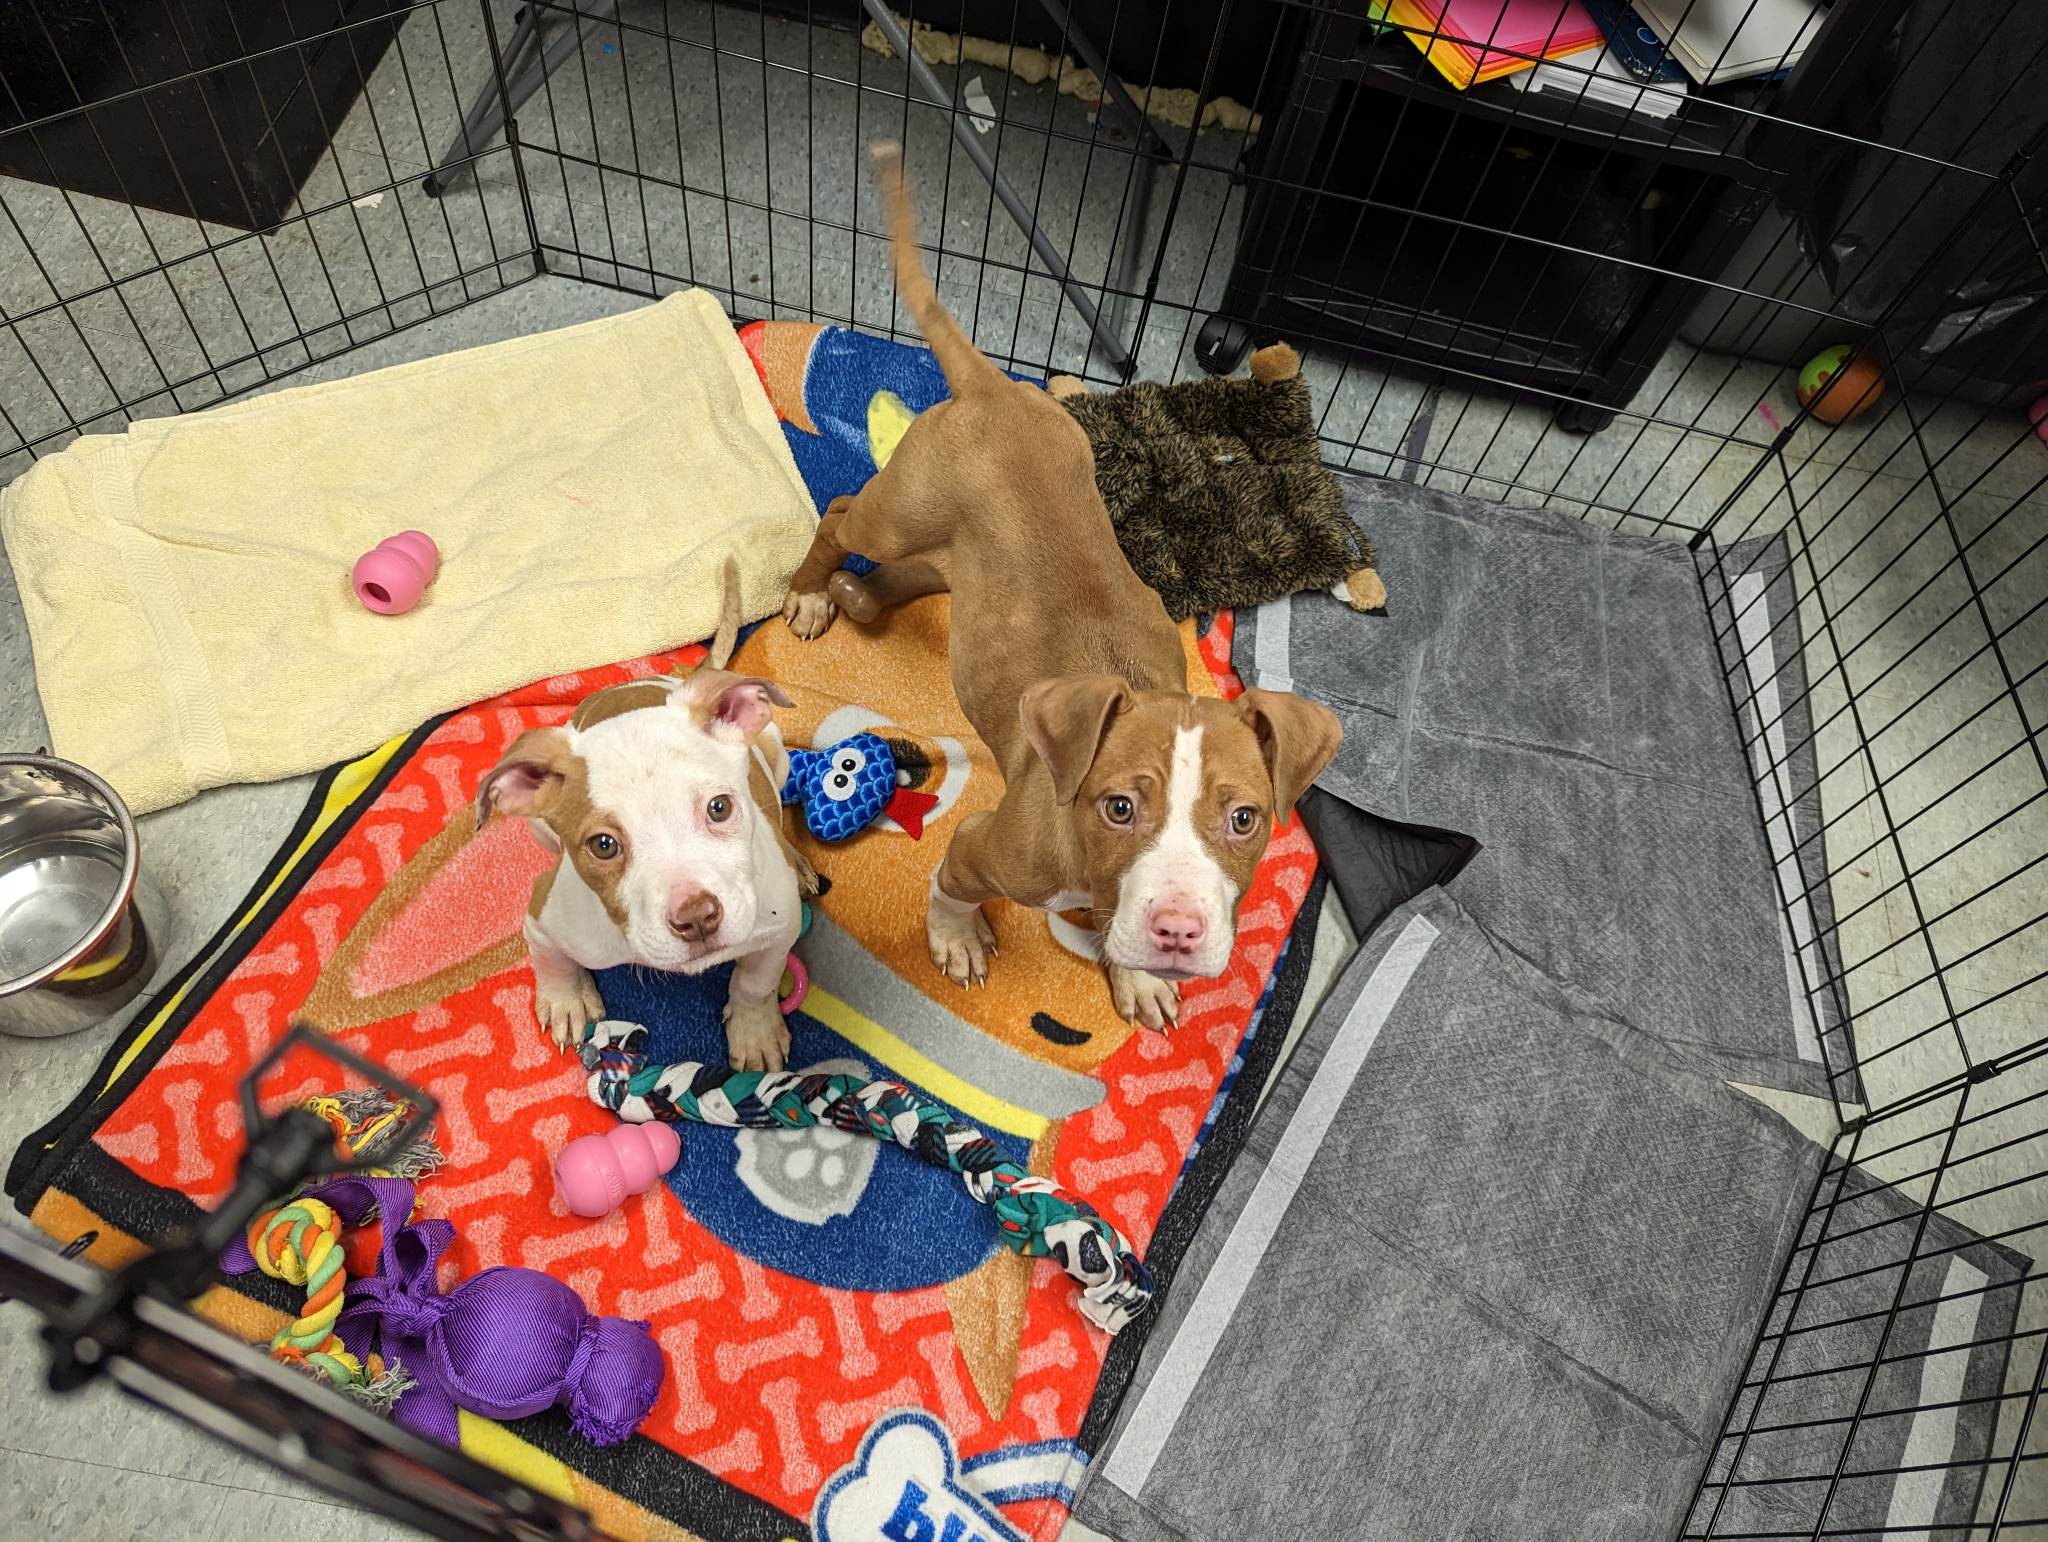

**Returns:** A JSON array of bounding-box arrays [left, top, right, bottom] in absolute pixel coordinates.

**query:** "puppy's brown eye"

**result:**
[[1101, 794, 1136, 828], [1229, 805, 1260, 836], [706, 794, 735, 824], [586, 832, 620, 860]]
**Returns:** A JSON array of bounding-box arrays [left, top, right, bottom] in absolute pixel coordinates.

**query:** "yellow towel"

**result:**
[[1, 290, 817, 814]]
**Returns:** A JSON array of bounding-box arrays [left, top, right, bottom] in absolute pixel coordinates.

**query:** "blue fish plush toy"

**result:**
[[782, 731, 940, 842]]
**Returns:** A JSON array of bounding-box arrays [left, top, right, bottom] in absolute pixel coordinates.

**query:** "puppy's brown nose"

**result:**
[[668, 889, 722, 942]]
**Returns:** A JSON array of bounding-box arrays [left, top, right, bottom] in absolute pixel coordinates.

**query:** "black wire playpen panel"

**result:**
[[2, 0, 2043, 1534]]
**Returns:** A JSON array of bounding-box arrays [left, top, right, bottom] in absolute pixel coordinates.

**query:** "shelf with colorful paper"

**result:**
[[1382, 0, 1606, 91], [1309, 19, 1778, 176]]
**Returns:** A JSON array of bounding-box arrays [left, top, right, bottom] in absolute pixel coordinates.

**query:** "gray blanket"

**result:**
[[1238, 479, 1843, 1098], [1689, 1163, 2028, 1535], [1075, 890, 2022, 1540]]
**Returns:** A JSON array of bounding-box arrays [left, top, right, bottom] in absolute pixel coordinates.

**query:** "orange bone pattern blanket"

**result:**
[[7, 321, 1321, 1542]]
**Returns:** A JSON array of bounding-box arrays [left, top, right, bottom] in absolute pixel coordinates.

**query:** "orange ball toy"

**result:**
[[1798, 346, 1885, 425]]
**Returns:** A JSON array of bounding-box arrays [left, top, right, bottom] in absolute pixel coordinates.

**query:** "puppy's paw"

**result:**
[[781, 588, 837, 641], [926, 901, 997, 988], [724, 993, 791, 1073], [790, 845, 824, 900], [535, 967, 604, 1050], [1109, 964, 1181, 1032]]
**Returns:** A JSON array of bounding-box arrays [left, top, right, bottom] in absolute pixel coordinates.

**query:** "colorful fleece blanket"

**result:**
[[7, 322, 1317, 1542]]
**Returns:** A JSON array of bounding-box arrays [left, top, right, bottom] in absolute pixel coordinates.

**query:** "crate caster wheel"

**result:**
[[1554, 400, 1616, 434], [1196, 314, 1254, 376]]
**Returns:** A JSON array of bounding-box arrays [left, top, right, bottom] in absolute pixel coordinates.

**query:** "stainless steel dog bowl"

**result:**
[[0, 754, 166, 1039]]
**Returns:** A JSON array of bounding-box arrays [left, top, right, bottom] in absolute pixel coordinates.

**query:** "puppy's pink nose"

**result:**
[[668, 889, 722, 942], [1147, 906, 1206, 955]]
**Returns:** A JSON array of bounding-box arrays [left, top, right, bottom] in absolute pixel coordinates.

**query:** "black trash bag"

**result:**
[[1753, 0, 2048, 390]]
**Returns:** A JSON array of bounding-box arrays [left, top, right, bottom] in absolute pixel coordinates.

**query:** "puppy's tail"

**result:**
[[706, 556, 743, 669], [872, 142, 1006, 399]]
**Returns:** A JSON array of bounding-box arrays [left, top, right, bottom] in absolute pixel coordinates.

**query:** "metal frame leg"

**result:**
[[424, 0, 1158, 376], [1103, 158, 1158, 359], [1194, 9, 1361, 374], [1032, 0, 1173, 359], [863, 0, 1134, 375], [424, 1, 620, 197]]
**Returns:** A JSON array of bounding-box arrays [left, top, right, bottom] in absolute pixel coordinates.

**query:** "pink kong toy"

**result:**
[[553, 1122, 682, 1218], [352, 530, 440, 614]]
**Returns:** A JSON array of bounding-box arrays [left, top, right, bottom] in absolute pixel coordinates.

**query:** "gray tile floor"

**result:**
[[2, 0, 2044, 1534]]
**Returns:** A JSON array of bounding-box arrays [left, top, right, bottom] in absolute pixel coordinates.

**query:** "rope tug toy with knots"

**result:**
[[574, 1019, 1154, 1333], [249, 1197, 356, 1377], [239, 1089, 439, 1405]]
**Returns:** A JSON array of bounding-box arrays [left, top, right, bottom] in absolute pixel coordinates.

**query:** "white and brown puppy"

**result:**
[[475, 669, 810, 1070], [780, 146, 1342, 1029]]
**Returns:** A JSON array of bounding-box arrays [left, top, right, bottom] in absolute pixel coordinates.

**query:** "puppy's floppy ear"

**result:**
[[680, 666, 795, 742], [1236, 688, 1342, 821], [476, 727, 575, 830], [1021, 675, 1130, 806]]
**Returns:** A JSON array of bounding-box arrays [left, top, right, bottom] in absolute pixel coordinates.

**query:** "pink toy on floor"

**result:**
[[553, 947, 802, 1221], [353, 530, 440, 614], [554, 1122, 681, 1218]]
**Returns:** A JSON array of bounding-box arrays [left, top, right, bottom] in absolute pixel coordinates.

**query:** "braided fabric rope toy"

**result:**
[[576, 1020, 1154, 1333], [237, 1088, 438, 1405]]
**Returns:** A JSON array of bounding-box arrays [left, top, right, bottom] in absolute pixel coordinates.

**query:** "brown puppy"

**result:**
[[780, 145, 1341, 1029]]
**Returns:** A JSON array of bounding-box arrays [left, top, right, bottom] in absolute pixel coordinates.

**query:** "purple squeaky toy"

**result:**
[[225, 1174, 662, 1447]]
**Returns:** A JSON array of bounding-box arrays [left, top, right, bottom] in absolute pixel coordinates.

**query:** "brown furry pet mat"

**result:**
[[1052, 343, 1384, 619]]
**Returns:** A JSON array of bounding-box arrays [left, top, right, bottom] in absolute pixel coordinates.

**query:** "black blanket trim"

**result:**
[[1079, 869, 1329, 1453], [5, 717, 448, 1213]]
